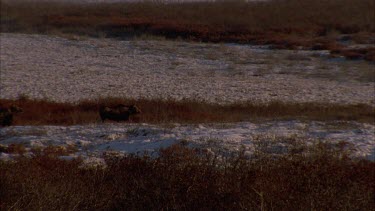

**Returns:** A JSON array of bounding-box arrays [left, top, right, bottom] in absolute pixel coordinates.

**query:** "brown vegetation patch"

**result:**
[[0, 97, 374, 125], [330, 47, 375, 61], [0, 143, 374, 210], [1, 0, 374, 58], [345, 48, 375, 61], [0, 144, 26, 155]]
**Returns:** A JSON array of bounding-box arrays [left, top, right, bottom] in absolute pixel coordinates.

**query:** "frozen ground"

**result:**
[[1, 33, 374, 162], [1, 121, 374, 162], [1, 33, 374, 105]]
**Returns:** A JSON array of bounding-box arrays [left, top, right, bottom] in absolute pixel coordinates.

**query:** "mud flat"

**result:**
[[1, 33, 374, 105]]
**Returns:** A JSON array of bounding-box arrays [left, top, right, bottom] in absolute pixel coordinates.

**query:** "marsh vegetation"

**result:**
[[0, 0, 374, 209]]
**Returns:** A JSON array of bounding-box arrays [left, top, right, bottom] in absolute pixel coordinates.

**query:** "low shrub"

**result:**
[[0, 143, 373, 210]]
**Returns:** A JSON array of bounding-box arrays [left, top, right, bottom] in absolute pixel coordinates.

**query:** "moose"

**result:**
[[99, 104, 141, 122], [0, 105, 23, 127]]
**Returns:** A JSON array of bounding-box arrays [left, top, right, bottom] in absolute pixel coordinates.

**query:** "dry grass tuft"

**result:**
[[0, 143, 374, 210]]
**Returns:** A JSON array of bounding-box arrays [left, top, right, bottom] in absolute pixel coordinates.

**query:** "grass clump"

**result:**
[[0, 143, 373, 210]]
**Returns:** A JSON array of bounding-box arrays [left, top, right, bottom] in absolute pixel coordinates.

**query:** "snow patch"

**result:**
[[1, 121, 374, 161]]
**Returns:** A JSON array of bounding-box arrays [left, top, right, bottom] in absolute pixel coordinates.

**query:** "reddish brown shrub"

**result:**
[[0, 144, 373, 210]]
